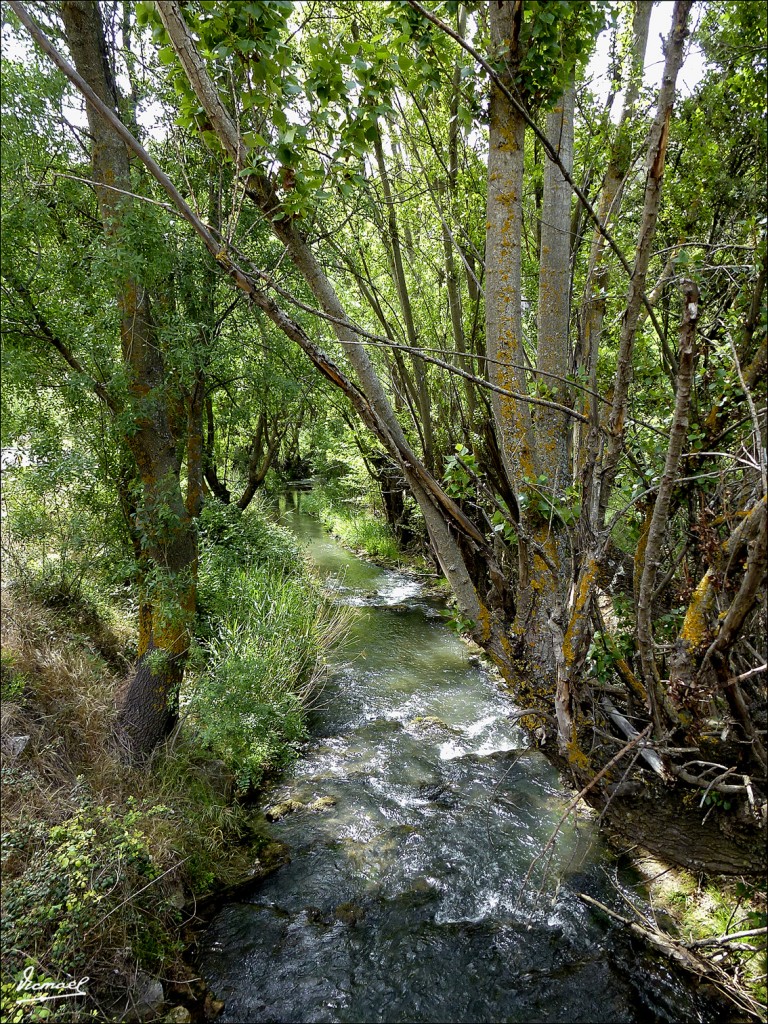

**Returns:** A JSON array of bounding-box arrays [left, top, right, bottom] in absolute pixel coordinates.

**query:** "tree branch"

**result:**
[[2, 264, 117, 413]]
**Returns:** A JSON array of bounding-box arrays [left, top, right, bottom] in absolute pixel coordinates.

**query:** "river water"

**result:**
[[199, 495, 719, 1023]]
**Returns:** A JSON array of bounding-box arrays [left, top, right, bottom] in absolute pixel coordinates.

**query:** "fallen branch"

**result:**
[[689, 926, 767, 947], [577, 893, 767, 1022], [600, 697, 672, 781]]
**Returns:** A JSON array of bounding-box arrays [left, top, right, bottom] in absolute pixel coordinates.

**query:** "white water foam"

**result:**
[[376, 576, 423, 604], [438, 739, 467, 761], [464, 714, 498, 738]]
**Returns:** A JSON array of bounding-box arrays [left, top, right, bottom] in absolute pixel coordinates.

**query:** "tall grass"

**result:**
[[186, 497, 348, 790], [333, 516, 402, 562]]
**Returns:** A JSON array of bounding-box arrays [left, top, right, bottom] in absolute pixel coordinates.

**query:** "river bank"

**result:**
[[0, 499, 342, 1023], [1, 496, 763, 1022]]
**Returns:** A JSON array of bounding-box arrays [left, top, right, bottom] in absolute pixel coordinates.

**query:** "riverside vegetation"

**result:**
[[4, 471, 764, 1020], [1, 486, 345, 1021], [1, 0, 767, 1020]]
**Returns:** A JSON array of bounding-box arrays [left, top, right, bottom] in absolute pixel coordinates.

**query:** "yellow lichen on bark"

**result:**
[[566, 735, 591, 770], [616, 656, 648, 703], [562, 561, 598, 664], [138, 602, 153, 658], [475, 603, 493, 644], [680, 570, 715, 650]]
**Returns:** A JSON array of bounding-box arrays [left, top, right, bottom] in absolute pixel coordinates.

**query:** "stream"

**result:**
[[199, 493, 720, 1023]]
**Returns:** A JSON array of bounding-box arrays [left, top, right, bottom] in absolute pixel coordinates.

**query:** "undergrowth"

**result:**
[[633, 855, 768, 1014], [0, 496, 341, 1021]]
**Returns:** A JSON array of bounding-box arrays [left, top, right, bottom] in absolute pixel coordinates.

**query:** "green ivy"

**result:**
[[2, 802, 180, 984]]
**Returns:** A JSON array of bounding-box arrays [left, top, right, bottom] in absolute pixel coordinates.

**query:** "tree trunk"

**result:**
[[60, 0, 197, 759], [237, 413, 283, 510], [372, 125, 435, 471], [575, 2, 651, 487], [536, 85, 574, 492], [485, 2, 574, 708]]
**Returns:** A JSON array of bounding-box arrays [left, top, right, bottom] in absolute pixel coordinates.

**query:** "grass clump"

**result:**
[[188, 498, 346, 791]]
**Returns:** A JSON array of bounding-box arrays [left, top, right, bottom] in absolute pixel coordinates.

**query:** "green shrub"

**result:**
[[0, 650, 27, 703], [0, 440, 128, 606], [187, 497, 342, 789]]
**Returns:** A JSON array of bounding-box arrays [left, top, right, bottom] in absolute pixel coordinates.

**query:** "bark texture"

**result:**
[[60, 0, 197, 758]]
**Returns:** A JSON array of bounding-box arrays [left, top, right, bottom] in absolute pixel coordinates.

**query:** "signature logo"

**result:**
[[14, 966, 89, 1005]]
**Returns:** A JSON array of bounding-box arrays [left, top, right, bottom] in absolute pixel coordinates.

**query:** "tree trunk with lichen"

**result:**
[[485, 1, 576, 745], [60, 0, 197, 759]]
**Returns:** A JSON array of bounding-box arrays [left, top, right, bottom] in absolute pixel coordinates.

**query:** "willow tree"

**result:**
[[55, 2, 202, 755], [14, 0, 766, 871]]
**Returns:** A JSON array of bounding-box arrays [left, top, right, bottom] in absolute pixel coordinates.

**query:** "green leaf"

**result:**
[[243, 131, 268, 149]]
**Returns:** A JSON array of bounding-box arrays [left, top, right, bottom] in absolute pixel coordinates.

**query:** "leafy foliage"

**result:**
[[1, 3, 766, 1008], [189, 498, 341, 789], [2, 802, 179, 979]]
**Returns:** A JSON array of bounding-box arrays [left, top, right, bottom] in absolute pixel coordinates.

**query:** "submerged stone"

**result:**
[[164, 1007, 192, 1023], [203, 993, 225, 1019], [333, 901, 365, 926], [407, 715, 461, 735], [264, 798, 304, 821], [306, 795, 337, 813], [264, 795, 336, 820]]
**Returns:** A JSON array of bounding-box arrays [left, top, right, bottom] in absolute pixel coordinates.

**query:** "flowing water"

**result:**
[[199, 495, 719, 1024]]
